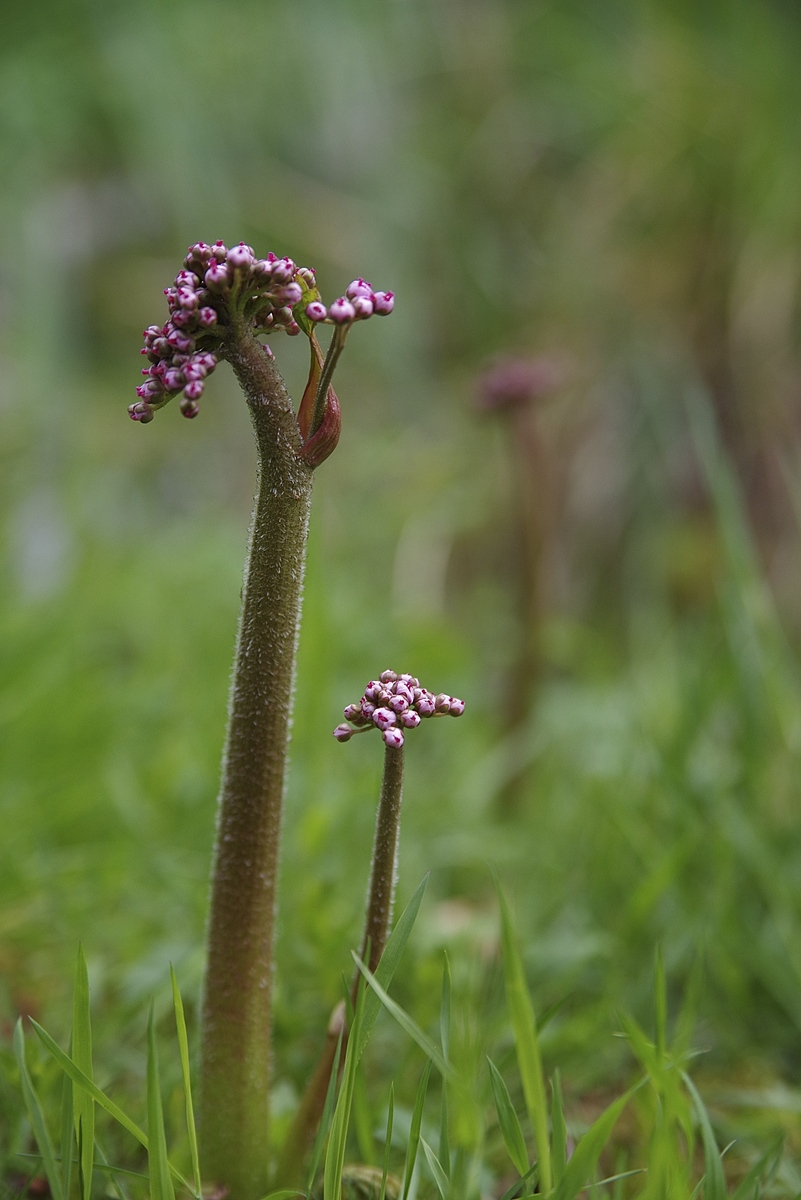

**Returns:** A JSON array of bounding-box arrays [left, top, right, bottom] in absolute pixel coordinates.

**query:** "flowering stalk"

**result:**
[[279, 672, 464, 1180], [131, 244, 392, 1200]]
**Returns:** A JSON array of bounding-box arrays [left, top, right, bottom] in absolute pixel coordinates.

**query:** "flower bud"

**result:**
[[205, 259, 231, 293], [333, 723, 353, 742], [382, 728, 405, 749], [434, 693, 451, 713], [346, 278, 373, 299], [400, 709, 421, 729], [372, 291, 395, 315], [395, 682, 413, 704], [176, 287, 199, 310], [198, 307, 218, 327], [305, 301, 328, 322], [175, 270, 200, 289], [184, 380, 204, 400], [297, 267, 316, 286], [351, 296, 374, 319], [180, 397, 200, 418], [379, 669, 398, 684], [364, 682, 383, 703], [417, 693, 436, 716], [388, 694, 409, 713], [361, 700, 376, 720], [328, 297, 356, 324], [448, 698, 465, 716], [270, 257, 296, 285], [227, 242, 255, 270], [372, 707, 397, 731], [278, 281, 303, 306], [163, 368, 185, 391]]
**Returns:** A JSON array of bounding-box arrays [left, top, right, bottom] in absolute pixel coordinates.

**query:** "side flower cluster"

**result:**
[[305, 277, 394, 326], [131, 240, 394, 425], [333, 670, 465, 749]]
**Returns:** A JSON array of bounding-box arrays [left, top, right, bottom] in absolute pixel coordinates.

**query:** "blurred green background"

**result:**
[[4, 0, 801, 1179]]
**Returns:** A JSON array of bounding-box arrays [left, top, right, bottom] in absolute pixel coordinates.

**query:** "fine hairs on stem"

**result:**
[[279, 670, 465, 1180], [131, 241, 393, 1200]]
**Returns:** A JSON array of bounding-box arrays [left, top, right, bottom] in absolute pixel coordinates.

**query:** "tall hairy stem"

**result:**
[[199, 328, 314, 1200]]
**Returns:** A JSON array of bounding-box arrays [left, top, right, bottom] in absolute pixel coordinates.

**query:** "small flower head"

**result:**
[[333, 671, 464, 746]]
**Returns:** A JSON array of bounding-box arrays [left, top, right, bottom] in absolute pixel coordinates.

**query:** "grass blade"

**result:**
[[654, 946, 667, 1064], [420, 1138, 448, 1200], [306, 1023, 344, 1195], [13, 1020, 63, 1200], [494, 877, 551, 1195], [379, 1085, 395, 1200], [402, 1060, 432, 1200], [487, 1058, 528, 1178], [32, 1019, 148, 1148], [682, 1073, 726, 1200], [31, 1018, 196, 1193], [352, 954, 456, 1083], [147, 1005, 176, 1200], [324, 978, 366, 1200], [551, 1069, 567, 1186], [59, 1055, 74, 1200], [439, 955, 451, 1178], [356, 876, 428, 1064], [170, 965, 201, 1195], [73, 945, 95, 1200], [498, 1162, 539, 1200], [552, 1083, 640, 1200]]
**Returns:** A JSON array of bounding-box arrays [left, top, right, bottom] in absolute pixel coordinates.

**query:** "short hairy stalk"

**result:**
[[281, 672, 464, 1180], [279, 746, 405, 1182]]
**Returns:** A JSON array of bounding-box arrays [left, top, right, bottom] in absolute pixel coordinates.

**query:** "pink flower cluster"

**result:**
[[305, 277, 394, 326], [333, 670, 465, 749], [131, 241, 394, 424]]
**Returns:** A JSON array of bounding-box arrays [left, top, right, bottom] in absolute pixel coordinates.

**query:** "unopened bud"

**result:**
[[382, 728, 405, 749], [333, 723, 353, 742], [372, 291, 394, 315], [372, 707, 397, 731], [328, 297, 356, 324], [305, 301, 328, 322]]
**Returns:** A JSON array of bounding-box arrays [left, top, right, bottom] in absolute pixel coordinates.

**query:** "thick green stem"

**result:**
[[278, 744, 405, 1183], [199, 329, 314, 1200]]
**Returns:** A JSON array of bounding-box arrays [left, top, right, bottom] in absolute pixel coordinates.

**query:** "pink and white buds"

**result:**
[[333, 724, 353, 742], [333, 672, 465, 746], [133, 242, 392, 423]]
